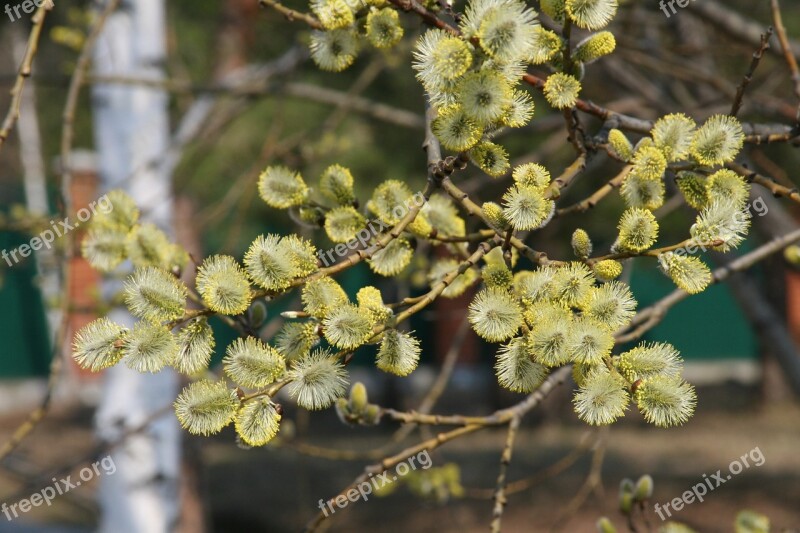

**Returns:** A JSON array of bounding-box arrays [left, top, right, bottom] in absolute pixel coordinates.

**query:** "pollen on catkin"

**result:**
[[324, 206, 367, 243], [258, 166, 309, 208], [705, 169, 750, 208], [432, 105, 482, 152], [617, 341, 683, 382], [582, 281, 636, 331], [365, 8, 404, 49], [651, 113, 696, 162], [310, 29, 359, 72], [495, 337, 549, 392], [311, 0, 354, 30], [565, 0, 618, 30], [223, 336, 286, 389], [512, 162, 551, 190], [323, 303, 374, 349], [502, 184, 553, 230], [616, 208, 659, 253], [376, 329, 422, 376], [474, 0, 539, 63], [174, 317, 215, 375], [235, 397, 282, 447], [528, 26, 562, 64], [275, 321, 317, 360], [607, 129, 633, 161], [122, 321, 179, 373], [571, 228, 592, 259], [72, 317, 127, 372], [548, 262, 595, 307], [319, 164, 356, 205], [675, 171, 708, 210], [458, 70, 513, 125], [573, 31, 615, 63], [658, 252, 712, 294], [690, 114, 744, 166], [368, 237, 414, 276], [174, 380, 239, 436], [573, 367, 629, 425], [196, 255, 252, 315], [123, 266, 187, 324], [634, 375, 696, 427], [302, 276, 349, 318], [469, 141, 511, 177], [592, 259, 623, 282], [501, 90, 536, 128], [287, 348, 349, 410], [468, 288, 523, 342], [543, 72, 581, 109]]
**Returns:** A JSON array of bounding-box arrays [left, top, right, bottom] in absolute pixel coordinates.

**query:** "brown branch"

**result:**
[[0, 2, 52, 153], [616, 226, 800, 343], [490, 416, 521, 533], [730, 28, 773, 117], [770, 0, 800, 107], [0, 0, 120, 463], [258, 0, 323, 29], [304, 367, 572, 533], [556, 164, 630, 217], [729, 162, 800, 205]]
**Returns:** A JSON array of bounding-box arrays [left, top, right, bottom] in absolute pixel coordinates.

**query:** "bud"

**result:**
[[363, 404, 382, 425], [482, 202, 510, 230], [349, 382, 369, 412], [607, 129, 633, 161], [593, 259, 622, 282], [571, 228, 593, 259], [619, 491, 634, 515], [785, 244, 800, 267], [596, 517, 617, 533], [619, 478, 635, 497], [634, 474, 653, 501]]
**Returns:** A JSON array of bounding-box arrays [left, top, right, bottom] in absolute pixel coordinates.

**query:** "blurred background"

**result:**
[[0, 0, 799, 531]]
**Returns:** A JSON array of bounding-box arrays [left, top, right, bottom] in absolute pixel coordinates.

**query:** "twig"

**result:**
[[730, 29, 773, 117], [616, 226, 800, 343], [303, 367, 572, 533], [556, 165, 631, 216], [0, 0, 120, 463], [770, 0, 800, 110], [490, 416, 521, 533], [258, 0, 323, 29], [0, 2, 52, 153]]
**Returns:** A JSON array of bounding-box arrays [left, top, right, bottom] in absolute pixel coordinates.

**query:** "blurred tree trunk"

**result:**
[[91, 0, 183, 531]]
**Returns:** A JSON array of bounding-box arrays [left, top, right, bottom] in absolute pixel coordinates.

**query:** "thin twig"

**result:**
[[0, 2, 52, 153], [0, 0, 121, 463], [730, 28, 773, 117], [490, 416, 521, 533]]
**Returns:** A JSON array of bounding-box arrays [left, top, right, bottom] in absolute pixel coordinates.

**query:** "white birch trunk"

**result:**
[[91, 0, 181, 531]]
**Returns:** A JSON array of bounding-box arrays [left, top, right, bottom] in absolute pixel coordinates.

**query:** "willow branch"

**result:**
[[490, 416, 521, 533], [770, 0, 800, 106], [616, 227, 800, 343], [304, 367, 571, 533], [258, 0, 323, 29], [730, 29, 773, 117], [0, 0, 120, 463], [0, 2, 52, 153]]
